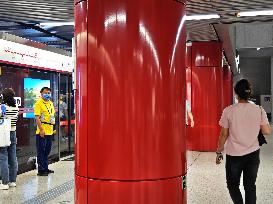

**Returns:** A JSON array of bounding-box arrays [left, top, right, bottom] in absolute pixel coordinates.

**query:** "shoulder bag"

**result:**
[[258, 106, 267, 146], [0, 109, 11, 147]]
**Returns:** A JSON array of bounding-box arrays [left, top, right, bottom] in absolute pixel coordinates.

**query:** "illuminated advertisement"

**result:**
[[23, 78, 50, 118]]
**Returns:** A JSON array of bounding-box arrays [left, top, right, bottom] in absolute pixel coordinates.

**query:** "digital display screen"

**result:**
[[23, 78, 50, 118]]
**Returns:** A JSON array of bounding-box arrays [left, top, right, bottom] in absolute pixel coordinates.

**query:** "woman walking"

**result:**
[[0, 88, 19, 190], [216, 79, 271, 204]]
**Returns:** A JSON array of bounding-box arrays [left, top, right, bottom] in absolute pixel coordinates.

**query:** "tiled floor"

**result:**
[[187, 135, 273, 204], [0, 136, 272, 204], [0, 158, 74, 204]]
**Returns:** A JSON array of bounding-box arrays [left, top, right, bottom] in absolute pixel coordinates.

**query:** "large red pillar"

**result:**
[[223, 65, 233, 109], [74, 0, 187, 203], [187, 42, 223, 151]]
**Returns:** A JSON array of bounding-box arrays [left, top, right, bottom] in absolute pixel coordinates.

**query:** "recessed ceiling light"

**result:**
[[237, 10, 273, 17], [39, 22, 74, 27], [185, 14, 220, 21]]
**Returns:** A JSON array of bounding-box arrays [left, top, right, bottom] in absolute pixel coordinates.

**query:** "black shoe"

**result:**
[[47, 169, 54, 174], [37, 172, 48, 176]]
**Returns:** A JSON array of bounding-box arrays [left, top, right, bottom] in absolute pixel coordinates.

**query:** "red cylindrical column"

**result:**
[[223, 65, 233, 109], [74, 0, 88, 203], [74, 0, 187, 203], [187, 42, 223, 151]]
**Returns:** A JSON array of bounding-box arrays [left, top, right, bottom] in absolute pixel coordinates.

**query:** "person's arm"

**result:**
[[34, 102, 45, 137], [35, 116, 45, 137], [216, 128, 229, 164], [260, 107, 271, 135], [261, 124, 271, 135], [188, 111, 194, 127]]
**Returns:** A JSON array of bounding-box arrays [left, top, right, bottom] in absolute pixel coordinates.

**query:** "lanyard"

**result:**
[[43, 102, 53, 115]]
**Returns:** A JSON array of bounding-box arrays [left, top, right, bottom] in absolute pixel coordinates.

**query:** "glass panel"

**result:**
[[69, 75, 75, 152], [59, 74, 75, 156], [0, 64, 59, 173], [59, 74, 70, 156], [27, 69, 59, 161]]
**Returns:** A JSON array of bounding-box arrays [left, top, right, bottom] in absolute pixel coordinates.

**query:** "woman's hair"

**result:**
[[234, 79, 252, 100], [2, 88, 16, 107]]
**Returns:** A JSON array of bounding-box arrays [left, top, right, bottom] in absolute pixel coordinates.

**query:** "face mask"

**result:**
[[42, 93, 51, 101]]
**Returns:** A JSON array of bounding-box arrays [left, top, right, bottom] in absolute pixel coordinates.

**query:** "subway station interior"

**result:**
[[0, 0, 272, 203]]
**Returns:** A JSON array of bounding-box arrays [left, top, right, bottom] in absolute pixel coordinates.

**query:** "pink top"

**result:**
[[219, 103, 269, 156]]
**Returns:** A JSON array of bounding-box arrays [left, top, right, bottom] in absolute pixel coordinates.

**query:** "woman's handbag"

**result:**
[[258, 130, 267, 146], [258, 106, 267, 146], [0, 117, 11, 147]]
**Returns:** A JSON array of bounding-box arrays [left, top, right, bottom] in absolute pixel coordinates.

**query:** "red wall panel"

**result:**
[[191, 42, 222, 67], [187, 42, 223, 151], [188, 66, 223, 151]]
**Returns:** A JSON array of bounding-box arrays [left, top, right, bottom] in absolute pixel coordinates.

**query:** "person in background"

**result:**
[[0, 88, 19, 190], [59, 94, 68, 120], [216, 79, 271, 204], [59, 94, 68, 141], [186, 100, 194, 127], [34, 87, 55, 176]]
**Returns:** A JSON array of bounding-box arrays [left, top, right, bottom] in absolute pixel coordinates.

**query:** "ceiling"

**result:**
[[0, 0, 74, 51], [0, 0, 272, 55], [186, 0, 273, 41]]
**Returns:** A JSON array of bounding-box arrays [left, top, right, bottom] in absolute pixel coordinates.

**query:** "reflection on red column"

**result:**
[[74, 0, 88, 178], [75, 0, 187, 203], [223, 65, 233, 109], [186, 44, 192, 106], [187, 42, 223, 151]]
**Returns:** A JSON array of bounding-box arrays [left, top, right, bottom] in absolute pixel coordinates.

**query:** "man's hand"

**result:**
[[216, 153, 223, 165], [40, 129, 45, 138]]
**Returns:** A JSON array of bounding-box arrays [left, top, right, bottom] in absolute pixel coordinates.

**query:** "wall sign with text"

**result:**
[[0, 39, 73, 73]]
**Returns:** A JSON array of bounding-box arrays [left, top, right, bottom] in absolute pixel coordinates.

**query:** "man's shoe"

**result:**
[[47, 169, 54, 174], [0, 184, 9, 190], [37, 172, 48, 176], [9, 182, 16, 187]]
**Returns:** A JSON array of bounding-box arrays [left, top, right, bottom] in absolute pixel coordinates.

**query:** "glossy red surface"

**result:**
[[88, 177, 184, 204], [186, 44, 192, 68], [75, 0, 187, 203], [86, 0, 186, 180], [187, 42, 223, 151], [75, 1, 88, 177], [74, 0, 84, 5], [191, 42, 222, 67], [223, 65, 233, 109], [186, 67, 192, 107], [75, 175, 88, 204]]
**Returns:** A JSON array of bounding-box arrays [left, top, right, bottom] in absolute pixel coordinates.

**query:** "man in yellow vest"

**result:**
[[34, 87, 55, 176]]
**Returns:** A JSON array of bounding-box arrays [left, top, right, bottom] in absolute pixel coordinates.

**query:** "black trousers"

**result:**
[[226, 149, 260, 204], [36, 135, 53, 172]]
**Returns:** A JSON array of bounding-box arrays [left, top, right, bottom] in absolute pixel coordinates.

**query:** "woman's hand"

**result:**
[[216, 152, 223, 164]]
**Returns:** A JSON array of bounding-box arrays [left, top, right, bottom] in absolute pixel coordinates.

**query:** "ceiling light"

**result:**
[[185, 14, 220, 21], [39, 22, 74, 27], [237, 10, 273, 17]]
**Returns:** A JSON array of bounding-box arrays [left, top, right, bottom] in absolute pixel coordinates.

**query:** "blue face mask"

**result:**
[[42, 93, 51, 101]]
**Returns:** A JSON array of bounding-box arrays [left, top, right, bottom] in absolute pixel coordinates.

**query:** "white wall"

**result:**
[[271, 58, 273, 116]]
